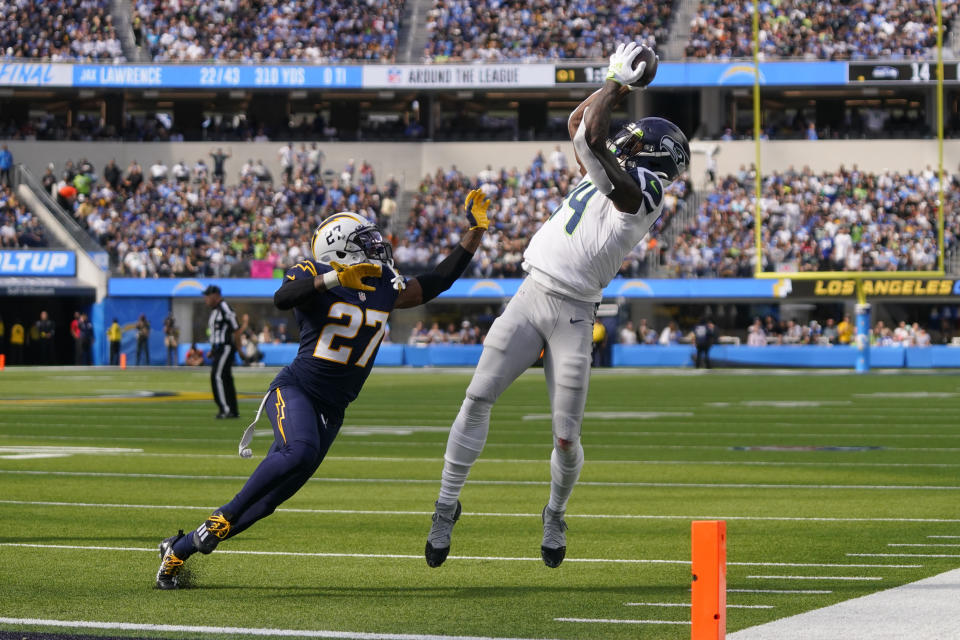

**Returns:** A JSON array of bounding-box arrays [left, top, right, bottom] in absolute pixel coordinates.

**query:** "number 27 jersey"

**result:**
[[522, 169, 665, 303], [270, 259, 399, 418]]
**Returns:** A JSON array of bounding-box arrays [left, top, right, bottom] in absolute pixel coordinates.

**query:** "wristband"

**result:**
[[322, 270, 340, 290]]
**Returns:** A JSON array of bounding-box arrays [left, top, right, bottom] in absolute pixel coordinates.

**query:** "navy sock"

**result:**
[[171, 529, 197, 560]]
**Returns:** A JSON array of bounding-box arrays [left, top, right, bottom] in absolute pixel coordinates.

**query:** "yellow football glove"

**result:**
[[329, 261, 382, 292], [464, 188, 490, 231]]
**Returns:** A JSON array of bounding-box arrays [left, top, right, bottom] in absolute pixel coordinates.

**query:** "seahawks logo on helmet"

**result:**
[[609, 117, 690, 184]]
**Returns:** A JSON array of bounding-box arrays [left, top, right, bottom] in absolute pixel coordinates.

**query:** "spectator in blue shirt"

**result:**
[[0, 145, 12, 187]]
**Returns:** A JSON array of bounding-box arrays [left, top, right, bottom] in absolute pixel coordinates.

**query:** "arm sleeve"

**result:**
[[274, 277, 317, 310], [273, 259, 325, 310], [573, 111, 615, 195], [414, 245, 474, 303]]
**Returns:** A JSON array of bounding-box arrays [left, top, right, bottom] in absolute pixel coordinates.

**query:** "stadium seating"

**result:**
[[665, 166, 956, 277], [423, 0, 673, 61], [686, 0, 958, 60], [0, 0, 124, 61], [0, 186, 48, 248], [133, 0, 404, 62], [52, 159, 395, 277]]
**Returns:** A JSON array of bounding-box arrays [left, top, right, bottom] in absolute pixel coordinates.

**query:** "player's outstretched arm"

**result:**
[[395, 188, 489, 309], [568, 85, 630, 177], [274, 262, 382, 310], [576, 44, 654, 213]]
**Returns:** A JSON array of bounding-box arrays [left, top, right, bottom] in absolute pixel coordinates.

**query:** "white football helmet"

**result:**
[[311, 212, 393, 266]]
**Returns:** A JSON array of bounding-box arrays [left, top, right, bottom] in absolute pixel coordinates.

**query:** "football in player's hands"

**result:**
[[632, 46, 658, 89]]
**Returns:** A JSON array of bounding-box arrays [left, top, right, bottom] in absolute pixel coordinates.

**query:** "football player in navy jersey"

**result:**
[[155, 190, 490, 589]]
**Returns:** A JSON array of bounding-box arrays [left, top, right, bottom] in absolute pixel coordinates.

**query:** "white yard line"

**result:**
[[554, 618, 689, 625], [0, 542, 920, 570], [7, 432, 960, 453], [0, 617, 554, 640], [623, 603, 774, 610], [747, 576, 883, 581], [7, 449, 960, 469], [849, 553, 960, 559], [728, 569, 960, 640], [888, 543, 960, 547], [729, 589, 832, 594], [0, 499, 950, 536]]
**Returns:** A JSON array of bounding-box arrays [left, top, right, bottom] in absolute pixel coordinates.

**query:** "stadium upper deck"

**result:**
[[0, 0, 955, 64]]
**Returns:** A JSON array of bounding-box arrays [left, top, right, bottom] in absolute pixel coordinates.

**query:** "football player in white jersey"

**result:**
[[425, 42, 690, 569]]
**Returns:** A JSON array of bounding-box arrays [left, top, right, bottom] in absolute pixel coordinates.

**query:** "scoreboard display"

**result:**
[[848, 62, 958, 83]]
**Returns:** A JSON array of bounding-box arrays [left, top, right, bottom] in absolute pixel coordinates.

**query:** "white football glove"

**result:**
[[606, 42, 645, 88]]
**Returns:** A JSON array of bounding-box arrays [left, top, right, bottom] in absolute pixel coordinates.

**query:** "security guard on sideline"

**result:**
[[203, 285, 241, 418]]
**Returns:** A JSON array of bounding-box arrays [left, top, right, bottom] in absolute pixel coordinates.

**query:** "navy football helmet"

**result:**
[[609, 117, 690, 183]]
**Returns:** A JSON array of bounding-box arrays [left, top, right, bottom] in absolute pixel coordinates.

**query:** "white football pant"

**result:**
[[437, 277, 594, 513]]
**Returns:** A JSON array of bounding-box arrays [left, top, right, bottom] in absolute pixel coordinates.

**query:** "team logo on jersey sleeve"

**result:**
[[641, 174, 664, 211]]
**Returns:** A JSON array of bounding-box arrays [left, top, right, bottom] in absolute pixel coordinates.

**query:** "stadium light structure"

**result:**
[[750, 0, 947, 372]]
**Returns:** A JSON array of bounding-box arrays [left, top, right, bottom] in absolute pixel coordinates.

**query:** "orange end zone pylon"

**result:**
[[692, 520, 726, 640], [119, 353, 127, 369]]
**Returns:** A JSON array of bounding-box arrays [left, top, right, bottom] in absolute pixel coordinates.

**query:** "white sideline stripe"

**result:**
[[623, 603, 774, 610], [0, 617, 553, 640], [888, 543, 960, 547], [0, 499, 951, 529], [849, 553, 960, 558], [729, 589, 832, 594], [554, 618, 688, 625], [0, 542, 920, 569], [747, 575, 882, 581], [2, 469, 958, 491], [927, 535, 960, 538], [728, 568, 960, 640]]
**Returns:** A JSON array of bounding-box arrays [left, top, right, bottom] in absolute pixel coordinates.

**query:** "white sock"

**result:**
[[548, 442, 583, 513], [437, 396, 492, 506]]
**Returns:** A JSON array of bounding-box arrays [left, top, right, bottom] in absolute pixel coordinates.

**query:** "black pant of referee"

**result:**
[[210, 344, 239, 418]]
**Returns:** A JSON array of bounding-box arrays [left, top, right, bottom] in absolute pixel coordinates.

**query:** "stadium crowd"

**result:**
[[133, 0, 403, 62], [686, 0, 959, 60], [0, 185, 48, 248], [664, 164, 956, 278], [0, 0, 124, 61], [422, 0, 673, 61], [398, 150, 690, 277], [45, 154, 397, 278]]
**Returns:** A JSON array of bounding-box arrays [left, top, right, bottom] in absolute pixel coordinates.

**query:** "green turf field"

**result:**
[[0, 367, 958, 639]]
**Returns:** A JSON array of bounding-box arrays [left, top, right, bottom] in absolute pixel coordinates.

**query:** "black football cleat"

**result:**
[[193, 509, 232, 554], [156, 530, 186, 590], [215, 412, 240, 419], [425, 500, 462, 567]]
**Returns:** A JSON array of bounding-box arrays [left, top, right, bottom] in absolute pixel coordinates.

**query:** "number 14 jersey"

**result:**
[[522, 169, 665, 303]]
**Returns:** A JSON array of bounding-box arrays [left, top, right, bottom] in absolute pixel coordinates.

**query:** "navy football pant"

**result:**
[[168, 385, 340, 565], [222, 385, 341, 538]]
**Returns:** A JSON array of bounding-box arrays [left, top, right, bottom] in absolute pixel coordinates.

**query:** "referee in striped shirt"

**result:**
[[203, 285, 241, 418]]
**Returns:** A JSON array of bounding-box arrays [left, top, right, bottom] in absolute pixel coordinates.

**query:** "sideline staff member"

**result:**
[[204, 285, 241, 418]]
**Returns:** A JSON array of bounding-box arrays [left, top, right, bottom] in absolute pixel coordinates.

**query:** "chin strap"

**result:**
[[388, 258, 406, 290]]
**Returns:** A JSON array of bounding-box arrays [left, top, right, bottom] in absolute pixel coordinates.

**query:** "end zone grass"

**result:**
[[0, 367, 958, 639]]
